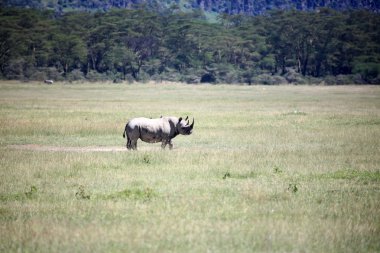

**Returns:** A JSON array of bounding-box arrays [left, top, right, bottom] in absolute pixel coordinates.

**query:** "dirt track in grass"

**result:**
[[8, 144, 128, 152]]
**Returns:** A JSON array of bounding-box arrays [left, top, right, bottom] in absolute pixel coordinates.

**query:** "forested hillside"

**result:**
[[1, 0, 379, 15], [195, 0, 380, 14], [0, 8, 379, 84]]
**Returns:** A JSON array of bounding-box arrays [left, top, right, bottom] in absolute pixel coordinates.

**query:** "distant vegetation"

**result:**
[[2, 0, 379, 15], [0, 7, 379, 84]]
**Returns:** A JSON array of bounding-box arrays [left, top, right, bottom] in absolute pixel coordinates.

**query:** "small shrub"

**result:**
[[288, 183, 298, 193], [143, 154, 151, 164], [24, 185, 38, 199], [223, 172, 231, 179], [75, 185, 90, 200], [273, 166, 283, 173]]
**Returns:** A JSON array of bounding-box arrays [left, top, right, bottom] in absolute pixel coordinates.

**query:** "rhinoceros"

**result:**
[[123, 116, 194, 150]]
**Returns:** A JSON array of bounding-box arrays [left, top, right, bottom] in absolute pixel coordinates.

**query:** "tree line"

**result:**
[[0, 7, 379, 84]]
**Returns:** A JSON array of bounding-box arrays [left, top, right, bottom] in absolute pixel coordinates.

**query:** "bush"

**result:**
[[159, 68, 181, 82], [322, 75, 366, 85], [307, 77, 323, 85], [351, 74, 366, 84], [113, 78, 123, 84], [335, 75, 358, 85], [181, 74, 201, 84], [353, 62, 380, 83], [222, 71, 241, 84], [323, 75, 335, 85], [151, 74, 163, 83], [241, 70, 259, 85], [4, 58, 27, 80], [86, 70, 109, 82], [142, 59, 162, 76], [45, 67, 64, 81], [252, 74, 287, 85], [212, 64, 236, 83], [370, 74, 380, 84], [24, 67, 64, 81], [66, 69, 85, 82], [125, 74, 135, 83], [136, 71, 150, 83], [284, 69, 307, 84], [180, 68, 206, 84], [29, 70, 47, 81]]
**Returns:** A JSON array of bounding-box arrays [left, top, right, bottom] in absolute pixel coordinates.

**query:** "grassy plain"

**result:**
[[0, 81, 379, 252]]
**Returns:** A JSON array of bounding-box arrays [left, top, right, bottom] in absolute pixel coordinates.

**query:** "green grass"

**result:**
[[0, 81, 379, 252]]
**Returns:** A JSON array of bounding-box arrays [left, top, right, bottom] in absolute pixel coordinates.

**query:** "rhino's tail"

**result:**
[[123, 123, 127, 138], [124, 125, 133, 150]]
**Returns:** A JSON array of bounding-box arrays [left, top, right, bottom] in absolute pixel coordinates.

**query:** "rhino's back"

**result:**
[[127, 117, 166, 133], [128, 117, 165, 143], [128, 116, 178, 135], [128, 117, 154, 127]]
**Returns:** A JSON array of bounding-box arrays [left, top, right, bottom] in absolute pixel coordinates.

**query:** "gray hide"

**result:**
[[44, 80, 54, 84], [123, 116, 194, 150]]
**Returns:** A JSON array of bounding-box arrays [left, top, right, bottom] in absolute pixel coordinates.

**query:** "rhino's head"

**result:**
[[177, 116, 194, 135]]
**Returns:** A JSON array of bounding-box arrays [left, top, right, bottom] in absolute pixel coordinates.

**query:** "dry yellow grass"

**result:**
[[0, 81, 379, 252]]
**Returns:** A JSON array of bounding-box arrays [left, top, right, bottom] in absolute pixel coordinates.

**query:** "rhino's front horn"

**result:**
[[190, 118, 194, 129]]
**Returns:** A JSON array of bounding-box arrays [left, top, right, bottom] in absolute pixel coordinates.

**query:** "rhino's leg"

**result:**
[[161, 139, 173, 150], [161, 139, 170, 149], [168, 140, 173, 150], [126, 124, 140, 150], [131, 139, 138, 150], [126, 137, 132, 150]]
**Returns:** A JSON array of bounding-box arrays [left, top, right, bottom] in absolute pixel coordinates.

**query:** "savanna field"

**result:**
[[0, 81, 379, 252]]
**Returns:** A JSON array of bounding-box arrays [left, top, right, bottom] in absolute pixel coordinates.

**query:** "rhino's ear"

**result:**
[[178, 117, 182, 123]]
